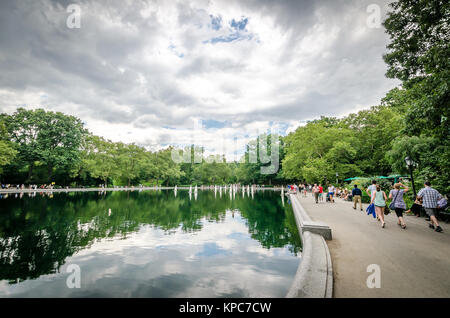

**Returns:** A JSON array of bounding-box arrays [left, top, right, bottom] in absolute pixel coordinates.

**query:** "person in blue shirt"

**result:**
[[352, 184, 363, 211]]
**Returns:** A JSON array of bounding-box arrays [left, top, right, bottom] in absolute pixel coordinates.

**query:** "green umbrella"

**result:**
[[344, 177, 364, 181], [386, 174, 409, 183]]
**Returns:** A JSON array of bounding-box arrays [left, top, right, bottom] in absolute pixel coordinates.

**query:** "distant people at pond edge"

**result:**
[[417, 181, 443, 233], [352, 184, 363, 211], [371, 185, 388, 228], [389, 182, 409, 230]]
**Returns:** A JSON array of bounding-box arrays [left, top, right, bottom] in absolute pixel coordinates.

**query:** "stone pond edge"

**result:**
[[286, 193, 333, 298]]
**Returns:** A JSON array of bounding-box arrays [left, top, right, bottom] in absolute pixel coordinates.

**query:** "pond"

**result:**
[[0, 189, 301, 297]]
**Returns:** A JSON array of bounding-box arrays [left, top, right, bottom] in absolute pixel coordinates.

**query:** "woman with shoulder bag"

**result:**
[[389, 183, 409, 229], [371, 185, 388, 228]]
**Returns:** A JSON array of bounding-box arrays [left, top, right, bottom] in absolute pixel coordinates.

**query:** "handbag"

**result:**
[[384, 206, 391, 215], [389, 189, 400, 210]]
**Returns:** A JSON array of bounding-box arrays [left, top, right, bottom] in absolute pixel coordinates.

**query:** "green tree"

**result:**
[[343, 105, 404, 176], [235, 133, 283, 185], [82, 135, 119, 187], [152, 147, 184, 186], [115, 142, 147, 186], [3, 108, 85, 182], [325, 141, 362, 180], [300, 157, 332, 184], [38, 111, 85, 181], [383, 0, 450, 193], [0, 119, 17, 178], [191, 155, 232, 184], [282, 119, 354, 182], [386, 135, 443, 190], [383, 0, 449, 83], [3, 108, 45, 181]]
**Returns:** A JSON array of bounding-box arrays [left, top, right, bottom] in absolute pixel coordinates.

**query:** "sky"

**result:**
[[0, 0, 400, 160]]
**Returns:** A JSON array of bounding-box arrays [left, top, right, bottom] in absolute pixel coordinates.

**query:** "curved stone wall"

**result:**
[[286, 193, 333, 298]]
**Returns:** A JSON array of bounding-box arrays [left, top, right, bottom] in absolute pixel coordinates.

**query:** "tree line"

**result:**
[[0, 110, 284, 187]]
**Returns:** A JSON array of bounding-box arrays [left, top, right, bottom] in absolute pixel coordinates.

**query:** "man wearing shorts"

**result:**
[[417, 181, 443, 232]]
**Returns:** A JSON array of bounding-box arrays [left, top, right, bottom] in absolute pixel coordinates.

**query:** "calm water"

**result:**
[[0, 189, 301, 297]]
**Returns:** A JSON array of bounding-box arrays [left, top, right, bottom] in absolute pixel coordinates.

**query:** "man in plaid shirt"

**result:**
[[417, 181, 443, 232]]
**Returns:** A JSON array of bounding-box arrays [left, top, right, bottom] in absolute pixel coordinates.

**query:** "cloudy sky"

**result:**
[[0, 0, 399, 160]]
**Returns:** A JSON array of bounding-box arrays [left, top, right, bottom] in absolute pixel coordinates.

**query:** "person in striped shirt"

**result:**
[[417, 181, 443, 233]]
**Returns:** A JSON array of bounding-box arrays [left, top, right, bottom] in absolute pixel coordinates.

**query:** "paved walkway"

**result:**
[[297, 194, 450, 298]]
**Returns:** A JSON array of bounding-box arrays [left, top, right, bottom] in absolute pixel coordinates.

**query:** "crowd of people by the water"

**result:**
[[287, 183, 352, 203], [1, 183, 54, 190], [3, 180, 447, 234], [287, 180, 447, 233]]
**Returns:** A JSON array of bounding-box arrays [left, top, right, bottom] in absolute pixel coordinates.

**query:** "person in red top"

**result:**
[[318, 184, 324, 202]]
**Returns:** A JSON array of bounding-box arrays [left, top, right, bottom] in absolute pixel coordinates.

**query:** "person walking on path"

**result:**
[[371, 185, 388, 228], [313, 184, 320, 203], [327, 184, 336, 203], [366, 180, 377, 197], [318, 184, 324, 202], [352, 184, 363, 211], [367, 180, 379, 220], [417, 181, 443, 233], [389, 183, 409, 229]]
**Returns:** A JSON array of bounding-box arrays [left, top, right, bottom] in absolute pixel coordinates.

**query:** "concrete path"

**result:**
[[297, 194, 450, 298]]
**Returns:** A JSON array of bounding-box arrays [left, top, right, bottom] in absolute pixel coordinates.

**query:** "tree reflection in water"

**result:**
[[0, 190, 301, 284]]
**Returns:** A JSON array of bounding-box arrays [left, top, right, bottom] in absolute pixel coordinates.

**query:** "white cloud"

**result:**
[[0, 0, 399, 159]]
